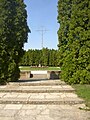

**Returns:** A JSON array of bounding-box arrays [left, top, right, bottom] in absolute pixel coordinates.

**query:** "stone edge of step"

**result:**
[[0, 89, 75, 93], [0, 99, 84, 105]]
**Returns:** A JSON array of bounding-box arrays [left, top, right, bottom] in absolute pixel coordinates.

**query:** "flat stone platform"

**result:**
[[0, 104, 90, 120], [20, 70, 61, 79]]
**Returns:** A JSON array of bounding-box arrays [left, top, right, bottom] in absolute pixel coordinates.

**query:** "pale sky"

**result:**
[[24, 0, 59, 50]]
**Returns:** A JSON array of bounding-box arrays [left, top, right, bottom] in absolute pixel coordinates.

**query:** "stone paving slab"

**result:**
[[0, 104, 90, 120], [0, 117, 15, 120], [0, 109, 17, 117]]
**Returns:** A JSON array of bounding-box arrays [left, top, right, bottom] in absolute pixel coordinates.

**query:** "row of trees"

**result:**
[[57, 0, 90, 84], [0, 0, 30, 84], [19, 48, 58, 67]]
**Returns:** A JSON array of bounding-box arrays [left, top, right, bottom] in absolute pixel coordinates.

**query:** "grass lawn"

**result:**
[[19, 66, 61, 71], [72, 84, 90, 108]]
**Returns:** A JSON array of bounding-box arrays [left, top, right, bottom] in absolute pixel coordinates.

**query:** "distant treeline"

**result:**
[[19, 48, 58, 67]]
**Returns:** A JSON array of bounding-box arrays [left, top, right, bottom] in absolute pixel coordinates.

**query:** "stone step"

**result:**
[[0, 85, 75, 93], [0, 89, 75, 93], [0, 92, 84, 105], [9, 82, 66, 86], [0, 99, 84, 105], [9, 79, 66, 86]]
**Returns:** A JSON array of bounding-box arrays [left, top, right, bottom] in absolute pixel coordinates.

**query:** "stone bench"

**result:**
[[20, 70, 61, 80], [20, 71, 31, 80], [47, 71, 61, 79]]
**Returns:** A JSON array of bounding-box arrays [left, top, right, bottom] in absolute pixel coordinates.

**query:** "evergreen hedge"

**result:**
[[57, 0, 90, 84], [0, 0, 30, 84]]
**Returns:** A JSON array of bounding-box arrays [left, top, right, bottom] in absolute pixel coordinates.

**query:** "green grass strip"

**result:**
[[72, 84, 90, 108], [19, 66, 61, 71]]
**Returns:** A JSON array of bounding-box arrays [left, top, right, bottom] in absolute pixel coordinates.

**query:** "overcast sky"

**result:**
[[24, 0, 59, 50]]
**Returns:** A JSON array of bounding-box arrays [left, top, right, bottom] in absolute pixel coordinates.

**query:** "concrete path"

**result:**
[[0, 79, 90, 120]]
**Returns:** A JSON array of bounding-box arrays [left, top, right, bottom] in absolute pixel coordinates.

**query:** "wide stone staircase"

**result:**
[[0, 79, 84, 105]]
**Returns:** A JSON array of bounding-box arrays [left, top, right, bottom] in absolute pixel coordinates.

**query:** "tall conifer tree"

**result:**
[[57, 0, 90, 84], [0, 0, 30, 84]]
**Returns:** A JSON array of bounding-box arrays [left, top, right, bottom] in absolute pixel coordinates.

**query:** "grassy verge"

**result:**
[[72, 84, 90, 108], [19, 66, 61, 71]]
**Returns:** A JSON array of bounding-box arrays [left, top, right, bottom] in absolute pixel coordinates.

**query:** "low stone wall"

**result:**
[[20, 70, 61, 80]]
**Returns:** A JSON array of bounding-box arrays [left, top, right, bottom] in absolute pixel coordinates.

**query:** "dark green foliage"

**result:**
[[19, 48, 58, 67], [0, 0, 30, 84], [57, 0, 90, 84]]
